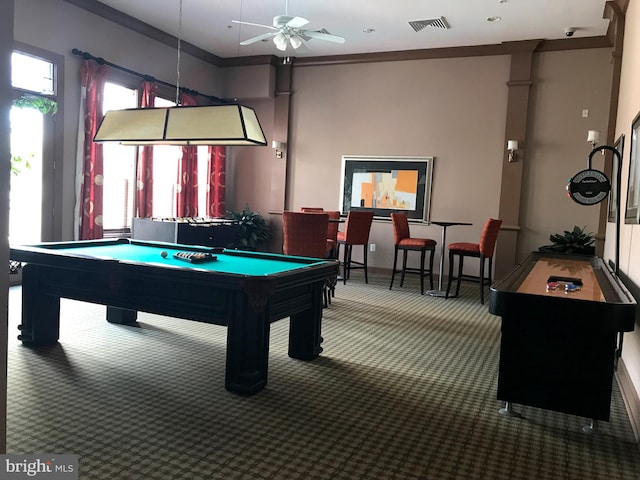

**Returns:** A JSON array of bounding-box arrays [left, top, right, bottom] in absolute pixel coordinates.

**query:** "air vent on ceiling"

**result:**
[[409, 17, 451, 32]]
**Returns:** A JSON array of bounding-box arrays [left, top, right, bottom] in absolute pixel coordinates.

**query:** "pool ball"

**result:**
[[160, 250, 168, 258]]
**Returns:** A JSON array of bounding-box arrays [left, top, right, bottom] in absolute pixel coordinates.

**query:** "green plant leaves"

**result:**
[[227, 204, 271, 250], [13, 94, 58, 115], [540, 225, 595, 254]]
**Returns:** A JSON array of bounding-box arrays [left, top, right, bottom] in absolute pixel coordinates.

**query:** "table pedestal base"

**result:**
[[426, 289, 457, 298], [498, 402, 520, 418]]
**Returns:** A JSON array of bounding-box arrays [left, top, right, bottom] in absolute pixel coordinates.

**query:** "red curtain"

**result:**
[[176, 93, 199, 217], [79, 60, 108, 240], [207, 145, 226, 218], [137, 81, 157, 217]]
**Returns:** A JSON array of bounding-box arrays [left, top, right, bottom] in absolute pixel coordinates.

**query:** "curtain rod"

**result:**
[[71, 48, 230, 104]]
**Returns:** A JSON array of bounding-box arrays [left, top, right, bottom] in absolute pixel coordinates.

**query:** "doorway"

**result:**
[[9, 48, 60, 285], [9, 105, 43, 245]]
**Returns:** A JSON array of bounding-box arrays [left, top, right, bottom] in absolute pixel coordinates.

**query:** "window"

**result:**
[[102, 82, 137, 232], [101, 84, 213, 234], [10, 50, 58, 245], [197, 146, 208, 213], [138, 96, 211, 219], [11, 51, 55, 95], [151, 97, 180, 218]]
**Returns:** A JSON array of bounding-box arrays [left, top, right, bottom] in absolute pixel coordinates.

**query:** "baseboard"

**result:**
[[616, 358, 640, 445], [369, 266, 392, 275], [8, 272, 21, 286]]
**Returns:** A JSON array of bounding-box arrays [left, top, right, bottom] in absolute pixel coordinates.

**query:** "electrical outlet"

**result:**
[[582, 109, 589, 118], [370, 244, 376, 252]]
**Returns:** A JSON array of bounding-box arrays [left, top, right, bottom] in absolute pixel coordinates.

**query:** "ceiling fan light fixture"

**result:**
[[235, 5, 344, 52], [273, 32, 288, 51], [289, 35, 303, 49]]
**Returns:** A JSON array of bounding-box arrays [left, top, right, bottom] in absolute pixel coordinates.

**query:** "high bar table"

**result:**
[[426, 220, 472, 297]]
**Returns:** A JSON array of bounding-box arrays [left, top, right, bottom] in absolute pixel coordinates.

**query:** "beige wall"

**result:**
[[251, 50, 612, 275], [228, 98, 276, 214], [519, 48, 613, 260], [221, 64, 275, 100], [612, 0, 640, 410], [286, 56, 509, 271]]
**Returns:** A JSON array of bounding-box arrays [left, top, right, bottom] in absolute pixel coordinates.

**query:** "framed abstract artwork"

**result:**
[[609, 134, 624, 222], [339, 155, 434, 221], [625, 111, 640, 224]]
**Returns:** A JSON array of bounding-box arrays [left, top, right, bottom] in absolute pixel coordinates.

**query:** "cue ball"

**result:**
[[160, 250, 168, 258]]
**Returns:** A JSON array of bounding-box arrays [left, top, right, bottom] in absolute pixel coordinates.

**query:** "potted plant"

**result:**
[[227, 204, 271, 250], [538, 225, 595, 255]]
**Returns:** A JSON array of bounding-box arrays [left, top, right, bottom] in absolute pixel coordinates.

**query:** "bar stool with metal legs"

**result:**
[[445, 218, 502, 304], [389, 212, 437, 294], [336, 210, 374, 284]]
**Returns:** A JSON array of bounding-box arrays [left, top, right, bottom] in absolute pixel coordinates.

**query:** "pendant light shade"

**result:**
[[273, 32, 288, 51], [93, 0, 266, 148], [289, 35, 303, 49], [94, 103, 267, 146]]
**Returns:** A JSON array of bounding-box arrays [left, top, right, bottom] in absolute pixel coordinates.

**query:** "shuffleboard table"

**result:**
[[489, 252, 636, 427], [10, 238, 339, 395]]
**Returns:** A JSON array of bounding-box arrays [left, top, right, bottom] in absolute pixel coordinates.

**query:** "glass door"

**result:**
[[9, 105, 44, 245], [9, 50, 57, 246]]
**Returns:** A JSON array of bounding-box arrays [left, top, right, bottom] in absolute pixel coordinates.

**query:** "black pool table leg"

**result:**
[[225, 304, 271, 395], [106, 306, 138, 324], [288, 282, 324, 360], [18, 264, 61, 345]]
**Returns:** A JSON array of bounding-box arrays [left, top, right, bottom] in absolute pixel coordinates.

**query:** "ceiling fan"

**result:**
[[232, 4, 345, 52]]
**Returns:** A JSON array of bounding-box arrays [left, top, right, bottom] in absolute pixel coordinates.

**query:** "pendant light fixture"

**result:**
[[94, 0, 266, 147]]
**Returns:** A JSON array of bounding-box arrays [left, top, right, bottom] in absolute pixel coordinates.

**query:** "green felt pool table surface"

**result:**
[[62, 242, 325, 276]]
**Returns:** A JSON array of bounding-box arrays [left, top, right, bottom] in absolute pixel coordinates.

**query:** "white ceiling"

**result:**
[[95, 0, 612, 58]]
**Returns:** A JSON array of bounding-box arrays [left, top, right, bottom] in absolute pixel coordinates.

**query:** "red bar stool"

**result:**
[[389, 212, 437, 294], [445, 218, 502, 304], [336, 210, 374, 284]]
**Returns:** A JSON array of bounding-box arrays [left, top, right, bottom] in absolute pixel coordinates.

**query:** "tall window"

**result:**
[[10, 51, 57, 244], [101, 84, 213, 233], [102, 82, 137, 233], [152, 96, 180, 218], [151, 97, 209, 219]]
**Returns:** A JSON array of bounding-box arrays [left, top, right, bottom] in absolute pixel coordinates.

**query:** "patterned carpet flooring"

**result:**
[[6, 273, 640, 479]]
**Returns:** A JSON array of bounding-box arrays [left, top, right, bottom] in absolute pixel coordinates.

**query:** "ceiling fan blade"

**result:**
[[240, 31, 278, 46], [272, 15, 309, 29], [232, 19, 276, 30], [286, 16, 309, 29], [302, 30, 346, 44]]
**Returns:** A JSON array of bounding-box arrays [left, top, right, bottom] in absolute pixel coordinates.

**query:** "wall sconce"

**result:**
[[272, 140, 285, 159], [507, 140, 518, 162], [587, 129, 600, 149]]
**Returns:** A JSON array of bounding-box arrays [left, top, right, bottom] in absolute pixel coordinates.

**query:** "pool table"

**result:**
[[489, 252, 636, 423], [10, 238, 339, 395]]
